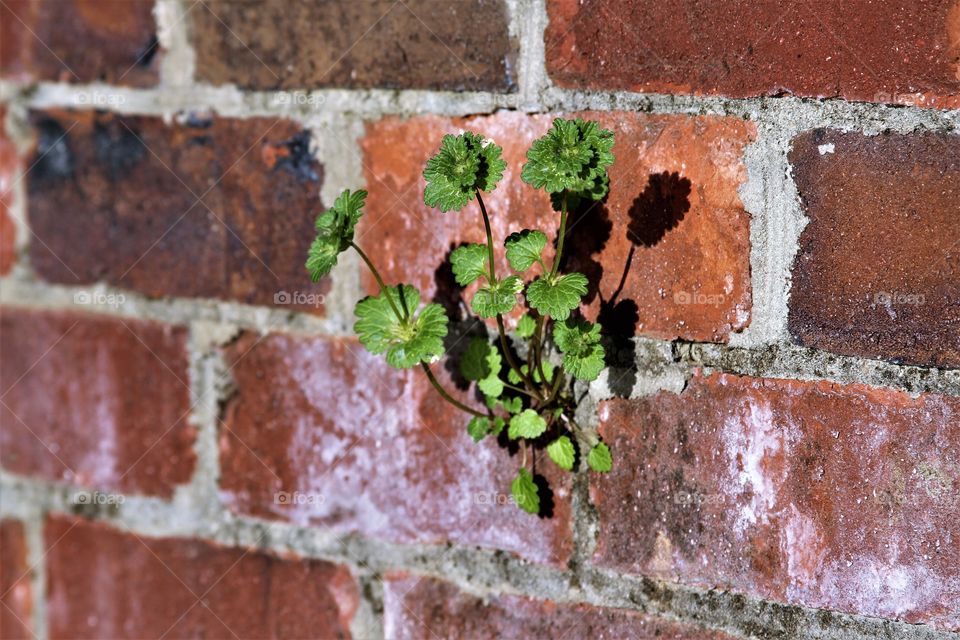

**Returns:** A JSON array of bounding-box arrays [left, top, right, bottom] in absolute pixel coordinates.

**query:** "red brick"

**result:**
[[546, 0, 960, 108], [0, 520, 32, 640], [0, 308, 193, 497], [359, 112, 754, 342], [25, 110, 328, 310], [0, 107, 16, 275], [190, 0, 516, 91], [788, 130, 960, 368], [383, 573, 735, 639], [0, 0, 158, 86], [219, 332, 573, 567], [593, 372, 960, 630], [44, 515, 359, 639]]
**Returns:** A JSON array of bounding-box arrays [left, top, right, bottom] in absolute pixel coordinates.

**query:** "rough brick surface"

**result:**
[[0, 308, 193, 497], [0, 0, 158, 86], [788, 130, 960, 369], [44, 515, 359, 639], [359, 111, 754, 342], [219, 332, 573, 567], [593, 372, 960, 630], [546, 0, 960, 108], [0, 520, 32, 640], [191, 0, 516, 92], [0, 107, 16, 275], [26, 109, 328, 310], [383, 573, 735, 639]]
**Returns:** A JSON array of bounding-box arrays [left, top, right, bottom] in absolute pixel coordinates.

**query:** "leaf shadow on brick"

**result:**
[[626, 171, 692, 248]]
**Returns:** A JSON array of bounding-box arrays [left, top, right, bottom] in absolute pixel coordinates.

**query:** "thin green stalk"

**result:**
[[350, 241, 405, 322], [503, 382, 538, 399], [476, 192, 497, 280], [531, 315, 549, 388], [497, 315, 538, 396], [550, 192, 569, 277], [420, 363, 487, 418]]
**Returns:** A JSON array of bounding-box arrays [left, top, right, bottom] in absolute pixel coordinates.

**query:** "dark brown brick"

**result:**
[[219, 332, 573, 567], [788, 129, 960, 368], [0, 107, 16, 275], [0, 519, 32, 640], [359, 111, 754, 342], [546, 0, 960, 108], [45, 515, 359, 639], [190, 0, 516, 91], [383, 573, 736, 639], [26, 110, 328, 310], [0, 308, 193, 497], [0, 0, 158, 86], [593, 372, 960, 630]]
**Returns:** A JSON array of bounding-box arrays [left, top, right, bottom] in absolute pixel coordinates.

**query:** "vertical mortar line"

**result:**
[[510, 0, 550, 111], [175, 321, 239, 531], [3, 101, 37, 283], [155, 0, 197, 89], [727, 110, 807, 349], [304, 112, 368, 334], [23, 511, 48, 640]]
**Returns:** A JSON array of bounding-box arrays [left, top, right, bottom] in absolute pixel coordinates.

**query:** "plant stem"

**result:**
[[531, 315, 549, 387], [420, 362, 487, 418], [350, 241, 406, 322], [502, 381, 538, 398], [476, 193, 497, 280], [550, 192, 569, 278]]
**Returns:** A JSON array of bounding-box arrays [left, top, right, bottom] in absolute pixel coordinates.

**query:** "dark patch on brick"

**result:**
[[93, 119, 146, 179], [136, 34, 160, 67], [265, 130, 319, 183], [32, 118, 74, 182]]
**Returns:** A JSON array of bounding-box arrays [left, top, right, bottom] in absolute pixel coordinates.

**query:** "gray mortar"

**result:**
[[2, 0, 960, 637]]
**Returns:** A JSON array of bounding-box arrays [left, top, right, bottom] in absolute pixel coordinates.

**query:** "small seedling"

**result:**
[[306, 118, 615, 514]]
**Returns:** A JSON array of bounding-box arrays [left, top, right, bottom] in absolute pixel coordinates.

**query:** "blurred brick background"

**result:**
[[1, 1, 958, 638]]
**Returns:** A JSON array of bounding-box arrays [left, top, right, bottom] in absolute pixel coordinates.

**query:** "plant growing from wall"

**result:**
[[306, 118, 614, 514]]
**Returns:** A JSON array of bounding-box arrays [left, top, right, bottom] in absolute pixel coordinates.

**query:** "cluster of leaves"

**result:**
[[306, 118, 617, 515]]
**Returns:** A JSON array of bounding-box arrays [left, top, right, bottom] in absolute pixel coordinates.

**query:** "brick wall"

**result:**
[[1, 1, 958, 639]]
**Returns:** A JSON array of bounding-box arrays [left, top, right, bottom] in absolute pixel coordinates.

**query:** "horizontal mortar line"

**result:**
[[2, 279, 958, 398], [0, 471, 953, 640], [2, 80, 959, 130]]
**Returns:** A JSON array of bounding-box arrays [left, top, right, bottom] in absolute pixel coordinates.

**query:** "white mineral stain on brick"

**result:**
[[783, 503, 825, 592], [721, 398, 783, 534], [817, 143, 835, 155]]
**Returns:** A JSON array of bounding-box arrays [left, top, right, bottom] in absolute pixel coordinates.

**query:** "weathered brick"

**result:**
[[0, 107, 16, 275], [26, 110, 327, 310], [593, 372, 960, 630], [788, 130, 960, 368], [383, 573, 735, 639], [546, 0, 960, 108], [0, 520, 32, 640], [219, 332, 573, 567], [190, 0, 516, 91], [359, 111, 754, 342], [0, 0, 158, 86], [45, 515, 359, 639], [0, 308, 193, 497]]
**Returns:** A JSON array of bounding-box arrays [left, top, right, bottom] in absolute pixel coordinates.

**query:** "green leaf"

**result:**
[[472, 275, 523, 318], [547, 436, 575, 471], [521, 118, 614, 201], [553, 318, 606, 382], [588, 442, 612, 473], [511, 468, 540, 514], [507, 361, 554, 385], [504, 229, 547, 272], [467, 416, 489, 442], [450, 243, 489, 286], [525, 272, 588, 320], [306, 189, 367, 281], [423, 132, 506, 212], [491, 416, 506, 436], [501, 396, 522, 414], [354, 285, 448, 368], [515, 314, 536, 338], [460, 338, 503, 397], [477, 375, 504, 398], [508, 409, 547, 440]]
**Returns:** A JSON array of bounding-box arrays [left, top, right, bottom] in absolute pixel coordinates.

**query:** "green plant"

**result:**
[[306, 118, 615, 514]]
